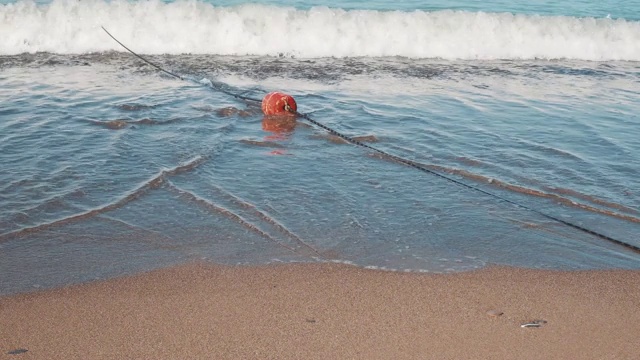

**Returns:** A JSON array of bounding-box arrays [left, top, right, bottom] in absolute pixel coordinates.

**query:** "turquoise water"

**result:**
[[201, 0, 640, 19], [1, 0, 639, 295], [3, 0, 638, 17]]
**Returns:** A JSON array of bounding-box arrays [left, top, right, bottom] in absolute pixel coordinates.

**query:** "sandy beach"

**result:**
[[1, 262, 639, 359]]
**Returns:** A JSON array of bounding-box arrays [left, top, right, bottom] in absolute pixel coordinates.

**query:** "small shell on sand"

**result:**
[[486, 310, 503, 317], [521, 319, 547, 328]]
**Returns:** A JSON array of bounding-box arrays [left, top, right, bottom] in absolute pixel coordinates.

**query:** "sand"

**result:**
[[1, 262, 639, 359]]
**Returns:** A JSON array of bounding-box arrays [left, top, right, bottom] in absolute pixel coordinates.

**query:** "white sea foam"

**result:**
[[1, 0, 639, 60]]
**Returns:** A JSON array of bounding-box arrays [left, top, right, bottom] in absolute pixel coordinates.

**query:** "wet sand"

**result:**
[[1, 262, 639, 359]]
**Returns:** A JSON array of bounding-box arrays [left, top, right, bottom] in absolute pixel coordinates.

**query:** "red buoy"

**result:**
[[261, 92, 297, 116]]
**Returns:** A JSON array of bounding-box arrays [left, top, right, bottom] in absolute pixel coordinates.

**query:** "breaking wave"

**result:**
[[1, 0, 640, 60]]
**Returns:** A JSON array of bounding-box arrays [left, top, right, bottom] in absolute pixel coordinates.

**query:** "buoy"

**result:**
[[261, 92, 297, 116]]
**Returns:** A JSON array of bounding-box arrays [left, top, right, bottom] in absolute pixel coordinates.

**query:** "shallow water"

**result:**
[[1, 52, 639, 294], [1, 0, 640, 295]]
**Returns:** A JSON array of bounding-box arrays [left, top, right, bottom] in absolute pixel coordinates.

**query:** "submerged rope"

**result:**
[[101, 27, 640, 255]]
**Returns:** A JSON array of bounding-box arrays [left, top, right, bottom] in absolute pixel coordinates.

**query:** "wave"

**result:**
[[1, 0, 640, 60]]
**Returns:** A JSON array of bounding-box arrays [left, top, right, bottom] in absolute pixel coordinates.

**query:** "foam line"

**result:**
[[207, 184, 326, 258], [0, 156, 206, 242], [163, 181, 303, 256]]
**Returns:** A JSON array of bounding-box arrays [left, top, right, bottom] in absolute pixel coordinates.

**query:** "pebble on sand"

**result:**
[[7, 348, 28, 355]]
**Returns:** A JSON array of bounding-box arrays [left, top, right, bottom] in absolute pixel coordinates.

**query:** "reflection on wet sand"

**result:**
[[262, 116, 297, 133], [259, 116, 300, 146], [237, 116, 301, 151]]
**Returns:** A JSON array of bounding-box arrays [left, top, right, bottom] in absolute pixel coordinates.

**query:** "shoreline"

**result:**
[[2, 262, 639, 359]]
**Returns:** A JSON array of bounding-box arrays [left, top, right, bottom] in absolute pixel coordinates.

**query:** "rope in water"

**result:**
[[102, 27, 262, 104], [101, 27, 640, 255], [297, 112, 640, 254]]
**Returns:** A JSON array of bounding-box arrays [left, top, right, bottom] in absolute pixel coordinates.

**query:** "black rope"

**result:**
[[101, 26, 261, 104], [297, 113, 640, 254], [102, 27, 640, 255]]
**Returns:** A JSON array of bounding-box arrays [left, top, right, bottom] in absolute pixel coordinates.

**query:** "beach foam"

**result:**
[[1, 0, 639, 60]]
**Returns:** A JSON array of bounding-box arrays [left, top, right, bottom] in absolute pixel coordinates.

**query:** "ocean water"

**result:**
[[1, 0, 639, 295]]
